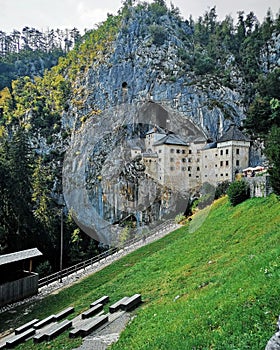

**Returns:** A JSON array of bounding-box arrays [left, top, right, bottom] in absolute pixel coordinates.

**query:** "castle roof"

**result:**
[[217, 125, 250, 143], [146, 125, 166, 135], [153, 133, 188, 146], [203, 141, 217, 150], [142, 152, 158, 158]]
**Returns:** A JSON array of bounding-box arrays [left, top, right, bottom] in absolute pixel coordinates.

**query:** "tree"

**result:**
[[245, 69, 280, 137], [227, 180, 250, 206], [264, 126, 280, 195]]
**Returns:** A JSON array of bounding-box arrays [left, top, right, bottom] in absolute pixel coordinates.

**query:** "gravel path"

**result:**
[[72, 312, 132, 350]]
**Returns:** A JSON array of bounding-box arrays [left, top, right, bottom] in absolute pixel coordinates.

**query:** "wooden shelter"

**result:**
[[0, 248, 42, 306]]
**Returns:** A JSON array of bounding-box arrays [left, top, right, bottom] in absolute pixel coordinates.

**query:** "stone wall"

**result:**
[[244, 175, 272, 198]]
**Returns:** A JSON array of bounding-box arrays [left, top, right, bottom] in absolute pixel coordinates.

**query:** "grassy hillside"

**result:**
[[1, 195, 280, 349]]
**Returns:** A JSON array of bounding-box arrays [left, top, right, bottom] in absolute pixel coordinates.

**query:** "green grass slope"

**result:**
[[1, 195, 280, 349]]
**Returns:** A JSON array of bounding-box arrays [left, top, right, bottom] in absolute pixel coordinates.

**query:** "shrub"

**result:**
[[149, 25, 167, 46], [175, 212, 186, 224], [227, 180, 250, 206], [35, 260, 52, 277], [215, 180, 230, 199]]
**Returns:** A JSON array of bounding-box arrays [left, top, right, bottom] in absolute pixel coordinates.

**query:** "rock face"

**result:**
[[61, 3, 277, 244], [63, 102, 202, 244], [265, 316, 280, 350], [65, 6, 247, 139], [260, 33, 280, 73]]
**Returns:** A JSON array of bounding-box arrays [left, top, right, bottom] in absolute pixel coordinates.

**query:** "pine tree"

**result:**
[[265, 126, 280, 195]]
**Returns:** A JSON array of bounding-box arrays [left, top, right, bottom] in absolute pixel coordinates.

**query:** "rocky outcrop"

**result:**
[[265, 316, 280, 350], [260, 32, 280, 73], [63, 103, 195, 244], [61, 3, 276, 244], [65, 6, 246, 141]]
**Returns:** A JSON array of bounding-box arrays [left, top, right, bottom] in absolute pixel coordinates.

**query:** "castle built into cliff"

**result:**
[[135, 124, 251, 192]]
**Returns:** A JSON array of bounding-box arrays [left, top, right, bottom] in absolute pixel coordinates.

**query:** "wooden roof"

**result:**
[[0, 248, 42, 266]]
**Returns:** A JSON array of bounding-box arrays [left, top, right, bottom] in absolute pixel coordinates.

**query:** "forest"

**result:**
[[0, 0, 279, 276]]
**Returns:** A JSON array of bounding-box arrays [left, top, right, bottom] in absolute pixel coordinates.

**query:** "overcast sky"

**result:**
[[1, 0, 279, 34]]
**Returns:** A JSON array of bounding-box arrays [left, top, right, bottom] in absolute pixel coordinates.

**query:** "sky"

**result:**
[[1, 0, 279, 34]]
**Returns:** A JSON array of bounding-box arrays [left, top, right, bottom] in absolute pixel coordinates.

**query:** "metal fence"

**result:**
[[38, 219, 176, 288]]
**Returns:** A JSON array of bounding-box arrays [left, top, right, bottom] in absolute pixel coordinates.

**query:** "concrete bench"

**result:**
[[81, 303, 103, 319], [34, 315, 56, 329], [6, 328, 35, 348], [69, 314, 108, 338], [120, 294, 142, 311], [45, 319, 72, 341], [54, 306, 74, 321], [109, 297, 129, 313], [33, 319, 72, 343], [90, 295, 109, 307], [15, 318, 39, 334]]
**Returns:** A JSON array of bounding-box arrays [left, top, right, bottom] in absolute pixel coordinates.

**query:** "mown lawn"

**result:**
[[1, 194, 280, 349]]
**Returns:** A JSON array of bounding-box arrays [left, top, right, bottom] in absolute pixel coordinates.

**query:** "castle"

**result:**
[[133, 124, 252, 193]]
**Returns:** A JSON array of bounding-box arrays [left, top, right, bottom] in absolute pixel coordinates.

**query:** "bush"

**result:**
[[35, 260, 52, 277], [227, 180, 250, 206], [149, 25, 167, 46], [215, 180, 230, 199], [175, 212, 186, 224]]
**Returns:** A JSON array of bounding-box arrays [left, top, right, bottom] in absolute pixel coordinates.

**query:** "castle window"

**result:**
[[158, 149, 162, 153], [170, 158, 174, 162], [182, 158, 186, 163], [182, 167, 186, 171], [236, 160, 240, 166], [215, 154, 218, 157], [221, 150, 224, 156], [170, 149, 174, 153], [170, 166, 175, 171], [220, 161, 223, 166], [176, 149, 180, 154], [189, 174, 192, 177], [149, 159, 152, 163], [205, 155, 207, 158], [205, 175, 207, 177], [215, 164, 217, 167], [159, 158, 162, 162], [188, 166, 191, 171], [226, 149, 229, 155], [226, 160, 229, 166], [236, 148, 240, 155], [205, 165, 207, 168], [182, 150, 186, 154], [221, 173, 224, 176], [122, 82, 128, 89], [197, 167, 200, 171], [188, 158, 192, 163], [226, 173, 228, 177], [189, 150, 192, 154], [197, 158, 200, 162]]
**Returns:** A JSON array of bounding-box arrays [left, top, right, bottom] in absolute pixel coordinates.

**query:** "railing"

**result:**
[[38, 219, 176, 289]]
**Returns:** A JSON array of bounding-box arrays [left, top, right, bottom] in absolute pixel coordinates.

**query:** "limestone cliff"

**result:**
[[60, 2, 279, 244]]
